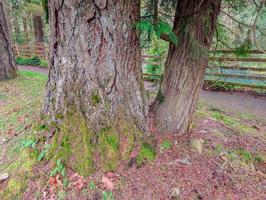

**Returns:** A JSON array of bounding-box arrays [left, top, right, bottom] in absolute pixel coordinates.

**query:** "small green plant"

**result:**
[[35, 123, 49, 132], [214, 144, 223, 154], [204, 80, 235, 91], [226, 150, 238, 161], [136, 143, 156, 167], [160, 139, 172, 151], [21, 139, 37, 149], [37, 144, 50, 161], [50, 159, 66, 177], [253, 154, 265, 163], [91, 92, 101, 106], [211, 111, 236, 126], [89, 181, 96, 190], [238, 148, 253, 162], [237, 148, 265, 164], [102, 191, 115, 200], [225, 148, 265, 164]]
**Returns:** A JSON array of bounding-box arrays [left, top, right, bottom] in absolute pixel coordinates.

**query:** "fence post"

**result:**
[[15, 44, 19, 57]]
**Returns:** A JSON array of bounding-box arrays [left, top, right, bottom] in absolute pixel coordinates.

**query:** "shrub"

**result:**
[[204, 80, 235, 91], [15, 56, 48, 68]]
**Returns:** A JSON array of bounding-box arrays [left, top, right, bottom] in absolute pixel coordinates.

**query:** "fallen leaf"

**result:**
[[18, 116, 25, 123], [0, 172, 9, 181], [102, 176, 114, 190]]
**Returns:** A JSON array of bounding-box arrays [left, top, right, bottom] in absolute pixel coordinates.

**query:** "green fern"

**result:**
[[135, 19, 178, 44]]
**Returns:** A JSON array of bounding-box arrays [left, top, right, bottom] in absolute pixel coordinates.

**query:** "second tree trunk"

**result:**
[[152, 0, 221, 134]]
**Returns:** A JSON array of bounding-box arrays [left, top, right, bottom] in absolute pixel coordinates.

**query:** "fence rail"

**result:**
[[13, 45, 266, 89], [206, 50, 266, 89], [142, 50, 266, 90], [13, 44, 48, 59]]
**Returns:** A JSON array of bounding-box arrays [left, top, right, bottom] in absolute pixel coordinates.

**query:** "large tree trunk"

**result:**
[[44, 0, 147, 175], [0, 0, 17, 81], [32, 14, 44, 44], [152, 0, 221, 134]]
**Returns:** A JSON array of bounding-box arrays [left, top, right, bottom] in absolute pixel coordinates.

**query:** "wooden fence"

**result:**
[[142, 50, 266, 89], [13, 44, 48, 59], [13, 44, 266, 89], [206, 50, 266, 89]]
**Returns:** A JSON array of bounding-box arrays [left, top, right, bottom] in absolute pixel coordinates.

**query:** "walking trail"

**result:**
[[18, 65, 266, 122]]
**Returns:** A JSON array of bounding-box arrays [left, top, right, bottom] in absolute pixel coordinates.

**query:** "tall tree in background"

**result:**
[[8, 0, 46, 44], [32, 14, 44, 43], [151, 0, 222, 134], [44, 0, 147, 174], [0, 0, 17, 80]]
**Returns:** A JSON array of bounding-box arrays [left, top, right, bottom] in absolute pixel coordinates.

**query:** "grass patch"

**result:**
[[0, 70, 47, 199], [211, 110, 236, 126], [160, 139, 172, 152], [197, 105, 259, 135], [136, 143, 156, 167]]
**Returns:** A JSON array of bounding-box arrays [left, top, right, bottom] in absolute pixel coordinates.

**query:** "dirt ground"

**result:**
[[0, 70, 265, 200]]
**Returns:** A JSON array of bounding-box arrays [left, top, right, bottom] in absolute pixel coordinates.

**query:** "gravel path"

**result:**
[[199, 90, 266, 122], [18, 65, 48, 75], [19, 65, 266, 122]]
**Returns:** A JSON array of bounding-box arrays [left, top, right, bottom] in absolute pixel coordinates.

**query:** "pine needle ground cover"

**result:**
[[0, 71, 265, 199]]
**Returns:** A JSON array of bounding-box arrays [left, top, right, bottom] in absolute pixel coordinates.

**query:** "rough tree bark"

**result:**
[[44, 0, 147, 174], [32, 14, 44, 44], [152, 0, 221, 134], [0, 0, 17, 81]]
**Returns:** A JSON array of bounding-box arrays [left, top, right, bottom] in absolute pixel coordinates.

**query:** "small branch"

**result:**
[[221, 10, 266, 31], [218, 22, 240, 37]]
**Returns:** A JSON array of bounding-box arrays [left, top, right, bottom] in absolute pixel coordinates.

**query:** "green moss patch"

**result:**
[[136, 143, 156, 167], [0, 149, 36, 200], [47, 110, 146, 175], [97, 127, 120, 171], [48, 113, 94, 176], [91, 92, 101, 106]]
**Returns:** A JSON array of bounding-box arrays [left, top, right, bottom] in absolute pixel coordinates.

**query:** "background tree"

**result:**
[[44, 0, 148, 175], [32, 13, 44, 43], [0, 0, 17, 80], [8, 0, 47, 44]]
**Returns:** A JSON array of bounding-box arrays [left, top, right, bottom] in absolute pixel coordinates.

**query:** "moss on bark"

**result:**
[[47, 110, 147, 175]]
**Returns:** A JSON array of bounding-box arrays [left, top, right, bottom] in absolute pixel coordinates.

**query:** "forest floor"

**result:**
[[0, 70, 265, 199]]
